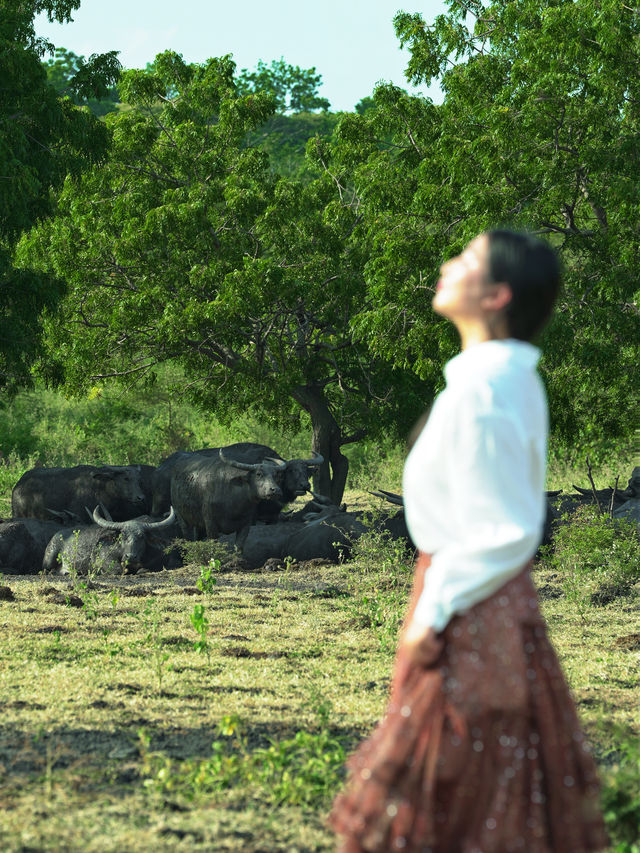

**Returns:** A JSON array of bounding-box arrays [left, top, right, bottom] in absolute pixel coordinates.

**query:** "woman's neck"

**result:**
[[456, 318, 510, 351]]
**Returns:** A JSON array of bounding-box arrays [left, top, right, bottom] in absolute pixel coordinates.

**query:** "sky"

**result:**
[[34, 0, 447, 111]]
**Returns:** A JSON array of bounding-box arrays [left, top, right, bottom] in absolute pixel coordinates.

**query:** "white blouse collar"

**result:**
[[444, 339, 541, 385]]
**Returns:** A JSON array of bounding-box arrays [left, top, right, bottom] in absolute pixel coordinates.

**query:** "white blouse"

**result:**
[[402, 339, 548, 632]]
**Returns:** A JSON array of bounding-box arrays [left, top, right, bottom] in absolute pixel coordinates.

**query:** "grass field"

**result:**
[[0, 385, 637, 850], [0, 526, 638, 852]]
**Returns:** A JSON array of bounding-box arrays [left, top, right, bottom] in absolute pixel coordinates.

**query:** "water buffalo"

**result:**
[[150, 451, 194, 517], [42, 507, 179, 575], [151, 443, 322, 521], [219, 505, 368, 568], [170, 450, 286, 548], [0, 518, 64, 574], [222, 443, 323, 523], [12, 464, 153, 522]]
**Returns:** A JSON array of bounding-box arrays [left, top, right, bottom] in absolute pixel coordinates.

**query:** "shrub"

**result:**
[[601, 731, 640, 851], [539, 506, 639, 619]]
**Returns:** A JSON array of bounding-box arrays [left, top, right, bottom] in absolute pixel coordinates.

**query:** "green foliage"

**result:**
[[539, 506, 639, 621], [196, 561, 219, 593], [348, 525, 414, 650], [18, 50, 428, 503], [138, 598, 170, 692], [601, 731, 640, 851], [251, 727, 347, 807], [247, 111, 340, 180], [141, 709, 348, 809], [326, 0, 640, 453], [0, 1, 119, 390], [43, 47, 121, 116], [236, 58, 330, 113], [189, 603, 210, 658], [177, 538, 236, 568], [0, 376, 319, 471]]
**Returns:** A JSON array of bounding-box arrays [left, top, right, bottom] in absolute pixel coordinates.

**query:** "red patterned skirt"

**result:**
[[329, 553, 608, 853]]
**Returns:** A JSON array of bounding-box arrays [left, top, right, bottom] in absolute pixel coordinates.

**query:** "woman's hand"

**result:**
[[400, 619, 444, 667]]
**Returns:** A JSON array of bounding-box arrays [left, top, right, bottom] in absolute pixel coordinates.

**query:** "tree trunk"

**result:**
[[292, 384, 349, 505]]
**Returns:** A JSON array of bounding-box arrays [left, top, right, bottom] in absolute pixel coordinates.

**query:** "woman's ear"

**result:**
[[481, 282, 512, 312]]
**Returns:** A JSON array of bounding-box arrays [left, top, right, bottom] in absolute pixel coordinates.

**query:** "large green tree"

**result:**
[[18, 53, 425, 501], [0, 0, 119, 390], [328, 0, 640, 452]]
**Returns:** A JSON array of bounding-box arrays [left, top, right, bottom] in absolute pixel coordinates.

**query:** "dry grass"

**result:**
[[0, 551, 637, 852]]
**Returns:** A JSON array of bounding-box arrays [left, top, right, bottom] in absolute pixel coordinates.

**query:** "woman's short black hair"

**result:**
[[486, 229, 560, 341]]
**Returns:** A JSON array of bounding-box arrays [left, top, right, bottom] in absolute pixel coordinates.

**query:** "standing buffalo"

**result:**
[[12, 464, 153, 522], [223, 443, 323, 522], [170, 450, 286, 547], [151, 443, 322, 520], [42, 507, 179, 575], [150, 451, 194, 517]]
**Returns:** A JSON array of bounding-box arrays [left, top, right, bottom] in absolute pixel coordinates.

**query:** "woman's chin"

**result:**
[[431, 297, 450, 318]]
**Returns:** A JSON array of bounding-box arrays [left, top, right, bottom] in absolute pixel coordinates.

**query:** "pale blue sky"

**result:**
[[35, 0, 447, 111]]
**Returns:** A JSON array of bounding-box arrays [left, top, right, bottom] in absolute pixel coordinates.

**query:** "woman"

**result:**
[[329, 230, 608, 853]]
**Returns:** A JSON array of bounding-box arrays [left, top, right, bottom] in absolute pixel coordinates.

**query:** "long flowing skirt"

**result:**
[[329, 553, 609, 853]]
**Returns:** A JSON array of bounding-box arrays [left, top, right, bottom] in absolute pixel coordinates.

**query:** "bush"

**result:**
[[348, 522, 415, 650], [601, 731, 640, 851], [539, 506, 639, 619]]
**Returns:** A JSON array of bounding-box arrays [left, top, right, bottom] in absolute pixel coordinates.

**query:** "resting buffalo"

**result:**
[[220, 508, 368, 569], [12, 464, 154, 522], [151, 443, 322, 520], [0, 518, 64, 574], [41, 507, 179, 575], [170, 450, 286, 548]]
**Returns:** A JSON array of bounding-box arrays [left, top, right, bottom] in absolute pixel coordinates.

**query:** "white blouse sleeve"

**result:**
[[412, 409, 544, 632]]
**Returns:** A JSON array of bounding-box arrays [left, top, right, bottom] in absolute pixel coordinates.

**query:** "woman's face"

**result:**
[[432, 233, 493, 323]]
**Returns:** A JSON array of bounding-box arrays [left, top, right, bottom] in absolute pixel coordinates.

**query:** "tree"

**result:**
[[247, 111, 340, 180], [236, 58, 330, 113], [0, 0, 120, 390], [238, 58, 337, 181], [43, 47, 121, 116], [18, 53, 426, 501], [327, 0, 640, 454]]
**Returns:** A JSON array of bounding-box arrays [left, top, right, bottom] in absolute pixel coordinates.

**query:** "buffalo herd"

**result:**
[[1, 443, 377, 575], [1, 445, 638, 577]]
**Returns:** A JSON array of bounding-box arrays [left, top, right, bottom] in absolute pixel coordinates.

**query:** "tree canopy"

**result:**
[[236, 58, 330, 113], [13, 0, 639, 490], [327, 0, 639, 452], [43, 46, 121, 116], [0, 0, 120, 390], [18, 53, 426, 501]]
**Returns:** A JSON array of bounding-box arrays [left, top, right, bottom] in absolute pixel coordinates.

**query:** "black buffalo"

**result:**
[[220, 506, 368, 568], [42, 507, 179, 575], [170, 450, 286, 548], [152, 443, 322, 521], [12, 464, 153, 522], [222, 443, 322, 522], [0, 518, 64, 574]]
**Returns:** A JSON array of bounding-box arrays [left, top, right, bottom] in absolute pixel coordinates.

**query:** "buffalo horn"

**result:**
[[369, 489, 404, 506], [219, 448, 258, 470], [92, 505, 126, 529], [572, 484, 612, 496], [309, 491, 334, 506], [265, 456, 287, 470], [297, 451, 324, 467], [139, 507, 177, 531]]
